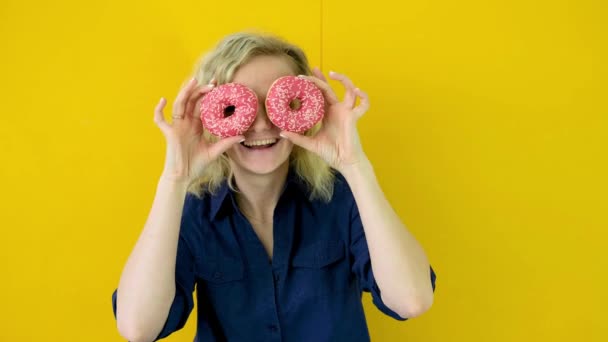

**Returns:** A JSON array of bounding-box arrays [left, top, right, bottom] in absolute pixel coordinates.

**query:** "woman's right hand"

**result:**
[[153, 78, 244, 185]]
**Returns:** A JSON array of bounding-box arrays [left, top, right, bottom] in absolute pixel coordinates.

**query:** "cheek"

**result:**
[[281, 139, 295, 156], [225, 145, 240, 161]]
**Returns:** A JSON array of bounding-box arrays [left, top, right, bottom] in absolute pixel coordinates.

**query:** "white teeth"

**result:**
[[243, 138, 277, 147]]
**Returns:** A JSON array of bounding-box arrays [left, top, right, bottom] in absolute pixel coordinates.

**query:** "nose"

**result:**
[[248, 100, 273, 132]]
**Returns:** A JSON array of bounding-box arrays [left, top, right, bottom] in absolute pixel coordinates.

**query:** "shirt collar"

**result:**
[[209, 167, 308, 221], [208, 178, 231, 221]]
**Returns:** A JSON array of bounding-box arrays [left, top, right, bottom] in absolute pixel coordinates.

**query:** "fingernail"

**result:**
[[297, 74, 307, 78], [208, 83, 215, 88], [239, 138, 245, 142], [279, 132, 287, 138]]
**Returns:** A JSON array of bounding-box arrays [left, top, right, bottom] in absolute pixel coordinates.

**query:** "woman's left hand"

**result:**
[[279, 68, 370, 174]]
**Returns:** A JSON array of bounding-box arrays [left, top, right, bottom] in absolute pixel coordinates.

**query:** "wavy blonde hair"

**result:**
[[187, 31, 335, 202]]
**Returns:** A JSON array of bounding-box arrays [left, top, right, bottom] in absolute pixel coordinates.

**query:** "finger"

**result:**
[[184, 83, 215, 120], [153, 97, 171, 135], [328, 71, 357, 108], [279, 131, 318, 153], [298, 75, 339, 105], [173, 78, 199, 119], [352, 88, 370, 118], [207, 135, 245, 160], [311, 67, 328, 83]]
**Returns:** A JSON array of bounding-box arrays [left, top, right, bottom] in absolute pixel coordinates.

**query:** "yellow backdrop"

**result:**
[[1, 0, 606, 341]]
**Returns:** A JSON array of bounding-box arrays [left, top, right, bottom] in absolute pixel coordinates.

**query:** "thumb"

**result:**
[[207, 135, 245, 160], [280, 131, 317, 153]]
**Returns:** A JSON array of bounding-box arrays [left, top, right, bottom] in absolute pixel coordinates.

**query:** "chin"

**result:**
[[226, 138, 293, 176]]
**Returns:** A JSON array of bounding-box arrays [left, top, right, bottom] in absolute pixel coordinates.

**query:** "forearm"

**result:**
[[342, 160, 434, 318], [116, 177, 189, 341]]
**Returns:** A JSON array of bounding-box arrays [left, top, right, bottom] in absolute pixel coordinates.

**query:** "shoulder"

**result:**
[[331, 171, 355, 201], [183, 191, 204, 216], [181, 190, 218, 230], [318, 171, 356, 213]]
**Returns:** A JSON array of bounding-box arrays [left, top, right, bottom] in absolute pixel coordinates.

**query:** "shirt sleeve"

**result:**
[[111, 194, 199, 340], [348, 190, 437, 321]]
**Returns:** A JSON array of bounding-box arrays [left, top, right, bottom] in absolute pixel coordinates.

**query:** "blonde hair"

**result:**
[[187, 31, 335, 202]]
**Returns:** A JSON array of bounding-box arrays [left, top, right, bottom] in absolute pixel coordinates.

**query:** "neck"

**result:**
[[232, 162, 290, 223]]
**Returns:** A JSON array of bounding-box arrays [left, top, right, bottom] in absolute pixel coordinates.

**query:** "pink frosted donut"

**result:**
[[265, 76, 325, 133], [199, 83, 258, 137]]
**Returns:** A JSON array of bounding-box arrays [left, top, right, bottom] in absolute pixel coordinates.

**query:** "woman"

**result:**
[[112, 32, 437, 342]]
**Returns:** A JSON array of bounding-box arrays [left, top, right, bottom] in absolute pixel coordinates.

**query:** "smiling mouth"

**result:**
[[240, 138, 279, 149]]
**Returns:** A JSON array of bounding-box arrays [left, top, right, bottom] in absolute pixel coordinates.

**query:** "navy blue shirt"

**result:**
[[112, 169, 437, 341]]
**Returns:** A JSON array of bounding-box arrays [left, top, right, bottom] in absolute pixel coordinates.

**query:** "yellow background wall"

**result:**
[[1, 0, 606, 341]]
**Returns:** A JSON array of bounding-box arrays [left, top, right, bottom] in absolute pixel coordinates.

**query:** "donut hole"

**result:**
[[223, 105, 236, 118], [289, 99, 302, 111]]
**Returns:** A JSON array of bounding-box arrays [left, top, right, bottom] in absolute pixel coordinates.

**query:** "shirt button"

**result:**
[[213, 271, 223, 280], [268, 325, 278, 333]]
